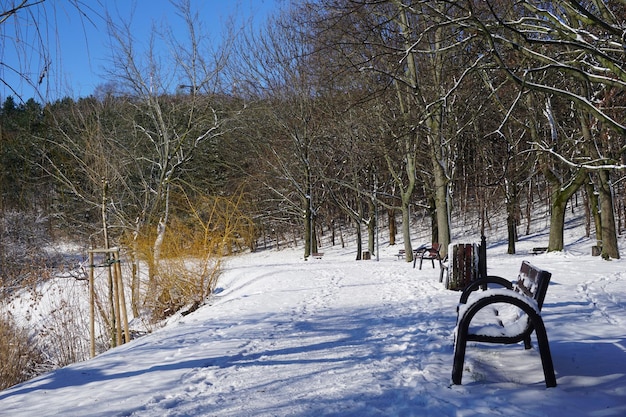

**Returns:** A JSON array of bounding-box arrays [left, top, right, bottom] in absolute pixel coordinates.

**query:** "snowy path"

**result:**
[[0, 245, 625, 416], [140, 257, 461, 417]]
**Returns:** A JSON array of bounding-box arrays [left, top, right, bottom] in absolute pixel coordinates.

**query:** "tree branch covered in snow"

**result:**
[[473, 0, 626, 135]]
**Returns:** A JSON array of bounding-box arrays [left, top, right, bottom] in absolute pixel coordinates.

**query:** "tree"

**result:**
[[0, 1, 94, 101], [104, 0, 232, 286], [232, 9, 329, 259], [0, 96, 55, 292], [469, 0, 626, 257], [308, 0, 491, 260], [0, 96, 48, 211]]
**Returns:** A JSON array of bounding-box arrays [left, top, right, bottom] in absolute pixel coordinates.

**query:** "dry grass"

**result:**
[[0, 312, 43, 390]]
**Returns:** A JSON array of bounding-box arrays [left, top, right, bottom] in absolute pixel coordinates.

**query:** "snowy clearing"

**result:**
[[0, 230, 625, 416]]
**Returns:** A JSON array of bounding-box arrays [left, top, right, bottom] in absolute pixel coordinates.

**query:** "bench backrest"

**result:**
[[515, 261, 552, 310], [426, 243, 441, 257]]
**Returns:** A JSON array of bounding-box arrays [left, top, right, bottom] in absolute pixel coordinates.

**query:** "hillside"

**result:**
[[0, 215, 625, 416]]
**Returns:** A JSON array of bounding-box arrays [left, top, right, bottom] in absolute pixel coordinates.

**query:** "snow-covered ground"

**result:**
[[0, 222, 625, 416]]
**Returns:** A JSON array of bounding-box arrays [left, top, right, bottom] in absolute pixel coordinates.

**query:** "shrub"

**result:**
[[0, 210, 52, 292], [125, 192, 257, 322], [0, 312, 43, 390]]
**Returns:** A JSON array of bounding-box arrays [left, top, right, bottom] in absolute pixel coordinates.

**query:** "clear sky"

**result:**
[[1, 0, 280, 103]]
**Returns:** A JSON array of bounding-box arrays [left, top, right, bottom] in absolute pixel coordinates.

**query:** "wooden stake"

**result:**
[[89, 251, 95, 358], [114, 250, 130, 343], [112, 256, 122, 347], [89, 247, 130, 357]]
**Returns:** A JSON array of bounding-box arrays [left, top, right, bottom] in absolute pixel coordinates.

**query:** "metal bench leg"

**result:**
[[531, 316, 557, 388], [452, 330, 467, 385]]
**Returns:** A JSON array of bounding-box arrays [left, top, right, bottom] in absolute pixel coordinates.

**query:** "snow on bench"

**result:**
[[451, 260, 557, 388]]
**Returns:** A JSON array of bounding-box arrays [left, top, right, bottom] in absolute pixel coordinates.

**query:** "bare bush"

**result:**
[[0, 211, 53, 291], [33, 279, 94, 369], [0, 312, 43, 390]]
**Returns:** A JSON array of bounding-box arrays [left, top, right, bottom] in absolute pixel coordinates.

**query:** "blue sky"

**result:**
[[1, 0, 280, 102]]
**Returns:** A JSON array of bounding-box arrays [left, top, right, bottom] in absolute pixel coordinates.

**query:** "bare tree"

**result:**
[[472, 0, 626, 136], [232, 9, 330, 259], [0, 0, 96, 101], [307, 0, 490, 260], [103, 0, 233, 284], [470, 0, 626, 257]]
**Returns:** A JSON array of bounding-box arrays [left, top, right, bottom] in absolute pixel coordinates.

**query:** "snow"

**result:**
[[1, 229, 626, 416], [457, 288, 539, 339]]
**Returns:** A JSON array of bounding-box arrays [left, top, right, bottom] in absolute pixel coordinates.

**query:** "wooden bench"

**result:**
[[413, 243, 442, 269], [312, 252, 324, 259], [529, 247, 548, 255], [397, 245, 428, 261], [451, 261, 557, 388]]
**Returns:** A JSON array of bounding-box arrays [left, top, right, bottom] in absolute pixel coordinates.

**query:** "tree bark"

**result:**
[[546, 169, 588, 251], [597, 169, 620, 259], [585, 178, 601, 242], [367, 196, 375, 255], [506, 180, 518, 254], [388, 209, 397, 246]]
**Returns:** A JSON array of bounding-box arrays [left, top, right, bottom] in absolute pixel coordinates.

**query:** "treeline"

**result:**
[[2, 0, 626, 273]]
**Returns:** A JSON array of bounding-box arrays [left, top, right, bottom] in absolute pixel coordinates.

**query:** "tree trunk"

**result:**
[[153, 218, 166, 269], [597, 169, 620, 259], [401, 203, 413, 263], [506, 180, 517, 254], [355, 220, 362, 261], [585, 178, 601, 243], [304, 197, 313, 259], [546, 169, 587, 251], [367, 197, 375, 255], [525, 179, 533, 236], [579, 107, 619, 259], [428, 197, 438, 243], [507, 214, 517, 254], [388, 208, 397, 246], [432, 152, 451, 258], [548, 191, 568, 251]]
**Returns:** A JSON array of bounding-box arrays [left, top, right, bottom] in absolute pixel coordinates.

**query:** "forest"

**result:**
[[0, 0, 625, 388]]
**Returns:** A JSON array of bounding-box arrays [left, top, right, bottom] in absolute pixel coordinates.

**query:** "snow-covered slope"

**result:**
[[0, 229, 625, 416]]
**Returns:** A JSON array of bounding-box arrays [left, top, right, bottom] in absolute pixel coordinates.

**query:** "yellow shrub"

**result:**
[[125, 192, 257, 321]]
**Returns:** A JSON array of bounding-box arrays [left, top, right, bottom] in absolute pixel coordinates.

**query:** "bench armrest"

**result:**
[[458, 289, 540, 321], [458, 275, 513, 304]]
